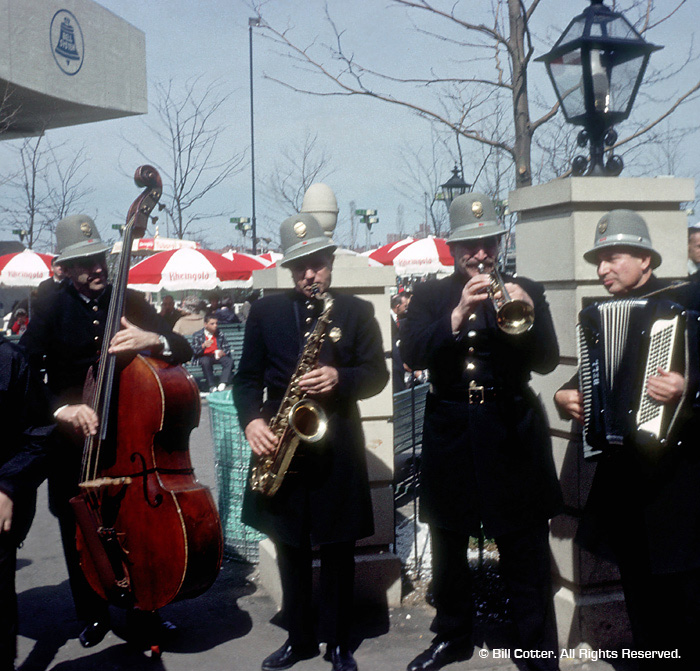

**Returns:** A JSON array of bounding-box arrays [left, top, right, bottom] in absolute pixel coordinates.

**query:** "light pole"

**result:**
[[249, 17, 261, 253], [536, 0, 662, 176], [231, 216, 252, 251], [355, 209, 378, 249]]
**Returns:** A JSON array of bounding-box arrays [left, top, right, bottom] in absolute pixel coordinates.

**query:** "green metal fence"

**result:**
[[207, 389, 264, 562]]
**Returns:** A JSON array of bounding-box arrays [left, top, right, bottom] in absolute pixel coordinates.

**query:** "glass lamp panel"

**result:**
[[609, 56, 643, 114], [550, 49, 586, 119]]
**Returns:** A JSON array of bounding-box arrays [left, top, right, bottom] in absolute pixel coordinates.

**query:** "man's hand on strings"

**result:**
[[109, 317, 161, 355], [646, 368, 684, 404], [55, 404, 99, 437]]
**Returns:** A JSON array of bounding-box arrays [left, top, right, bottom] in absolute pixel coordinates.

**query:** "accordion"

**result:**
[[576, 298, 692, 459]]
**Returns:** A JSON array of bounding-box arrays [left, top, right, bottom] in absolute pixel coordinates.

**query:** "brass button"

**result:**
[[467, 330, 477, 339], [94, 336, 99, 341], [468, 347, 475, 354], [305, 317, 312, 324], [93, 320, 100, 326], [468, 313, 477, 322], [466, 362, 476, 371], [92, 305, 99, 312]]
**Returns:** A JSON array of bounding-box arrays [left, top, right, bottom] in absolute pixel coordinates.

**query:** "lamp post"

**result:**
[[438, 166, 471, 211], [536, 0, 662, 176], [355, 209, 378, 249], [249, 17, 262, 253], [231, 216, 252, 251]]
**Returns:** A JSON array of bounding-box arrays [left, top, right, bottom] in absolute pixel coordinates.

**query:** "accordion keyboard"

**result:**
[[636, 316, 679, 437]]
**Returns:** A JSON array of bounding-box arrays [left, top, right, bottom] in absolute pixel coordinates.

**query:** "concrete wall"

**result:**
[[1, 0, 146, 134], [510, 176, 695, 649]]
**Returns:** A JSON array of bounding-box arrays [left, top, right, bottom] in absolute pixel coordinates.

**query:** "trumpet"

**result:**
[[478, 263, 534, 335]]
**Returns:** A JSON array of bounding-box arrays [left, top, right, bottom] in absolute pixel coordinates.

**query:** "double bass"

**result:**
[[69, 166, 223, 654]]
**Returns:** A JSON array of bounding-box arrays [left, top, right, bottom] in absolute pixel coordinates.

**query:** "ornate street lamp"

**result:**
[[536, 0, 662, 176], [439, 166, 471, 210]]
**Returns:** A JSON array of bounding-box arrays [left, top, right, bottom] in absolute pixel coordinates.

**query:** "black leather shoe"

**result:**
[[406, 638, 473, 671], [261, 641, 319, 670], [328, 646, 358, 671], [79, 619, 110, 648]]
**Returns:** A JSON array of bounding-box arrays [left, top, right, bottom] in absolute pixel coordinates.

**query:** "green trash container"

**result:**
[[207, 389, 264, 562]]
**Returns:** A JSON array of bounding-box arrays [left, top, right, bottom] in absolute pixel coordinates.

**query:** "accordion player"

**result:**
[[577, 297, 699, 459]]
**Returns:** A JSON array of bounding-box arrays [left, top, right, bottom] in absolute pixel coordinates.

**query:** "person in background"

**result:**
[[391, 293, 410, 394], [8, 309, 28, 336], [214, 296, 240, 324], [158, 294, 184, 329], [192, 313, 234, 392], [687, 223, 700, 275], [173, 297, 206, 336]]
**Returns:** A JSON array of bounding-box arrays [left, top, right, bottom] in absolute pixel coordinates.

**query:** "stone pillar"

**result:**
[[250, 254, 403, 608], [509, 176, 694, 648]]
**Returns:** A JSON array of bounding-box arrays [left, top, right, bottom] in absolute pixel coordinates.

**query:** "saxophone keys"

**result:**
[[329, 326, 342, 343]]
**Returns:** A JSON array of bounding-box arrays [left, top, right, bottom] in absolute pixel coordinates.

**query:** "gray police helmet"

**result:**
[[447, 193, 505, 245], [279, 213, 337, 268], [54, 214, 111, 264], [583, 209, 661, 269]]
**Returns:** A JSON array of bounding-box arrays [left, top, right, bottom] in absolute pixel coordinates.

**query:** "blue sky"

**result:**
[[3, 0, 699, 253]]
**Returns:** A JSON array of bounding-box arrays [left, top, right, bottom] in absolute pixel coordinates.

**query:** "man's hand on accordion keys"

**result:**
[[554, 389, 584, 424], [646, 367, 684, 405]]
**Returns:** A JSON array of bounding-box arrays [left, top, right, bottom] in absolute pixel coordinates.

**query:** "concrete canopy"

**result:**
[[0, 0, 147, 139]]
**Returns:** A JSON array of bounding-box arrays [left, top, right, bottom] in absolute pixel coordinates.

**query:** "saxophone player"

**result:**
[[233, 214, 388, 671]]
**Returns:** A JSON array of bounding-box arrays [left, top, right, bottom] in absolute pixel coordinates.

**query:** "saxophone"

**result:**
[[249, 285, 334, 496]]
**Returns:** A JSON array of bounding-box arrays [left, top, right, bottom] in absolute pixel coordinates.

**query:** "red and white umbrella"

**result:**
[[127, 248, 263, 291], [0, 250, 54, 287], [364, 236, 453, 276], [112, 237, 202, 255], [222, 249, 278, 268], [256, 251, 283, 266]]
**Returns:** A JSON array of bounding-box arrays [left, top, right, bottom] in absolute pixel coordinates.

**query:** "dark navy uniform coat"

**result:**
[[578, 275, 700, 575], [0, 336, 53, 544], [234, 290, 388, 548], [400, 272, 563, 538]]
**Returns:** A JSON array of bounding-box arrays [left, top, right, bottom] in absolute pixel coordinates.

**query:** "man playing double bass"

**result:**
[[234, 213, 388, 671], [20, 215, 193, 648], [555, 210, 700, 668]]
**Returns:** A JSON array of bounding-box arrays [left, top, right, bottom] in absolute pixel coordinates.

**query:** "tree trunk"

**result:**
[[509, 0, 532, 188]]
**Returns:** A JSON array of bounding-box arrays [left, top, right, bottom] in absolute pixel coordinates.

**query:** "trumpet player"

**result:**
[[401, 193, 562, 671], [233, 214, 388, 671]]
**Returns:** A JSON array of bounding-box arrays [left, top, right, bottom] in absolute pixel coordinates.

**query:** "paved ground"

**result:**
[[14, 402, 633, 671]]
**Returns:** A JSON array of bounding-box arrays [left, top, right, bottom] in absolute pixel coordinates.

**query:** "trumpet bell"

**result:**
[[288, 399, 328, 443], [497, 300, 535, 335]]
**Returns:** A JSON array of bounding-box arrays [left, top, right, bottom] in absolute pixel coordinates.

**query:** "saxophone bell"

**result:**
[[288, 399, 328, 444]]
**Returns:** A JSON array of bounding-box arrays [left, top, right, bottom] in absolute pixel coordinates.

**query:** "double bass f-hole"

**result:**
[[130, 452, 164, 508]]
